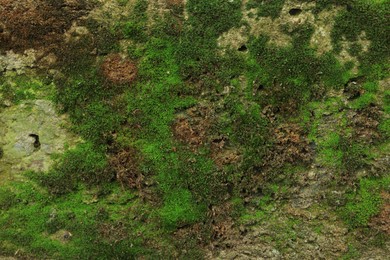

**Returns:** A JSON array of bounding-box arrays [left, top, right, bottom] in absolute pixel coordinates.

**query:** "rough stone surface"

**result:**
[[0, 100, 79, 182]]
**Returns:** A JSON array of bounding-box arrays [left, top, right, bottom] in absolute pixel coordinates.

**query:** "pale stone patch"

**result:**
[[0, 50, 36, 75], [88, 0, 135, 25], [219, 0, 315, 49], [0, 100, 80, 182], [218, 26, 249, 50], [310, 6, 344, 55]]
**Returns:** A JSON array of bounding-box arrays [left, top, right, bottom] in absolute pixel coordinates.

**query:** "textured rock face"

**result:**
[[0, 100, 78, 181]]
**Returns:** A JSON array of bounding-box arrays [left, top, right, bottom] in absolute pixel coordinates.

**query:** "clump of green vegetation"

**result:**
[[342, 176, 390, 228], [351, 92, 376, 109]]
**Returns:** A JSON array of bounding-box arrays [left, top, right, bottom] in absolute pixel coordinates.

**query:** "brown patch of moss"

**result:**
[[100, 54, 138, 85], [172, 105, 212, 148], [264, 123, 313, 169], [0, 0, 91, 52], [348, 105, 383, 144], [370, 192, 390, 235], [210, 137, 241, 169], [209, 202, 238, 243], [109, 147, 144, 190]]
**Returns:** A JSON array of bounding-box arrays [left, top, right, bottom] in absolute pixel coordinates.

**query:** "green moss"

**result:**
[[0, 77, 55, 105], [31, 142, 111, 195], [342, 176, 390, 228], [378, 119, 390, 138], [231, 102, 269, 170], [248, 31, 347, 113], [331, 1, 390, 80], [247, 0, 286, 19], [120, 0, 148, 42], [0, 188, 17, 210], [177, 0, 242, 80], [340, 244, 360, 260], [362, 81, 379, 93], [72, 102, 122, 145], [351, 92, 376, 109], [0, 180, 153, 259], [125, 36, 222, 227], [159, 188, 204, 228]]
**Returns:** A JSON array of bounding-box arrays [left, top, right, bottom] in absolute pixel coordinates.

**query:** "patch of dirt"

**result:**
[[0, 0, 92, 52], [218, 26, 250, 51], [208, 202, 239, 246], [100, 54, 137, 85]]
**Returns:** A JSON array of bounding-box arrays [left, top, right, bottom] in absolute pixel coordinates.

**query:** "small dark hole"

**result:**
[[289, 8, 302, 16], [0, 27, 3, 33], [29, 134, 41, 149], [0, 147, 3, 159], [238, 45, 248, 52]]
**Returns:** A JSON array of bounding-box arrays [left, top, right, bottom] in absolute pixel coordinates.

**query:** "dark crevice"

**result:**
[[29, 134, 41, 150], [238, 44, 248, 52], [289, 8, 302, 16]]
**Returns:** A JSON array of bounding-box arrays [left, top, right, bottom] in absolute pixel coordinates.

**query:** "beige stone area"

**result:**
[[0, 50, 37, 75], [0, 100, 80, 182], [309, 6, 344, 55], [219, 0, 315, 49], [88, 0, 136, 25], [217, 0, 369, 66]]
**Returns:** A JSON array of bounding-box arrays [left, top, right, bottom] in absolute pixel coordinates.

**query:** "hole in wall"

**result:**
[[289, 8, 302, 16], [29, 134, 41, 150]]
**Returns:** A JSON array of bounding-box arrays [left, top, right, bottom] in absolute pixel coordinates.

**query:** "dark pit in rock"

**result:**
[[29, 134, 41, 150], [238, 45, 248, 52], [289, 8, 302, 16]]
